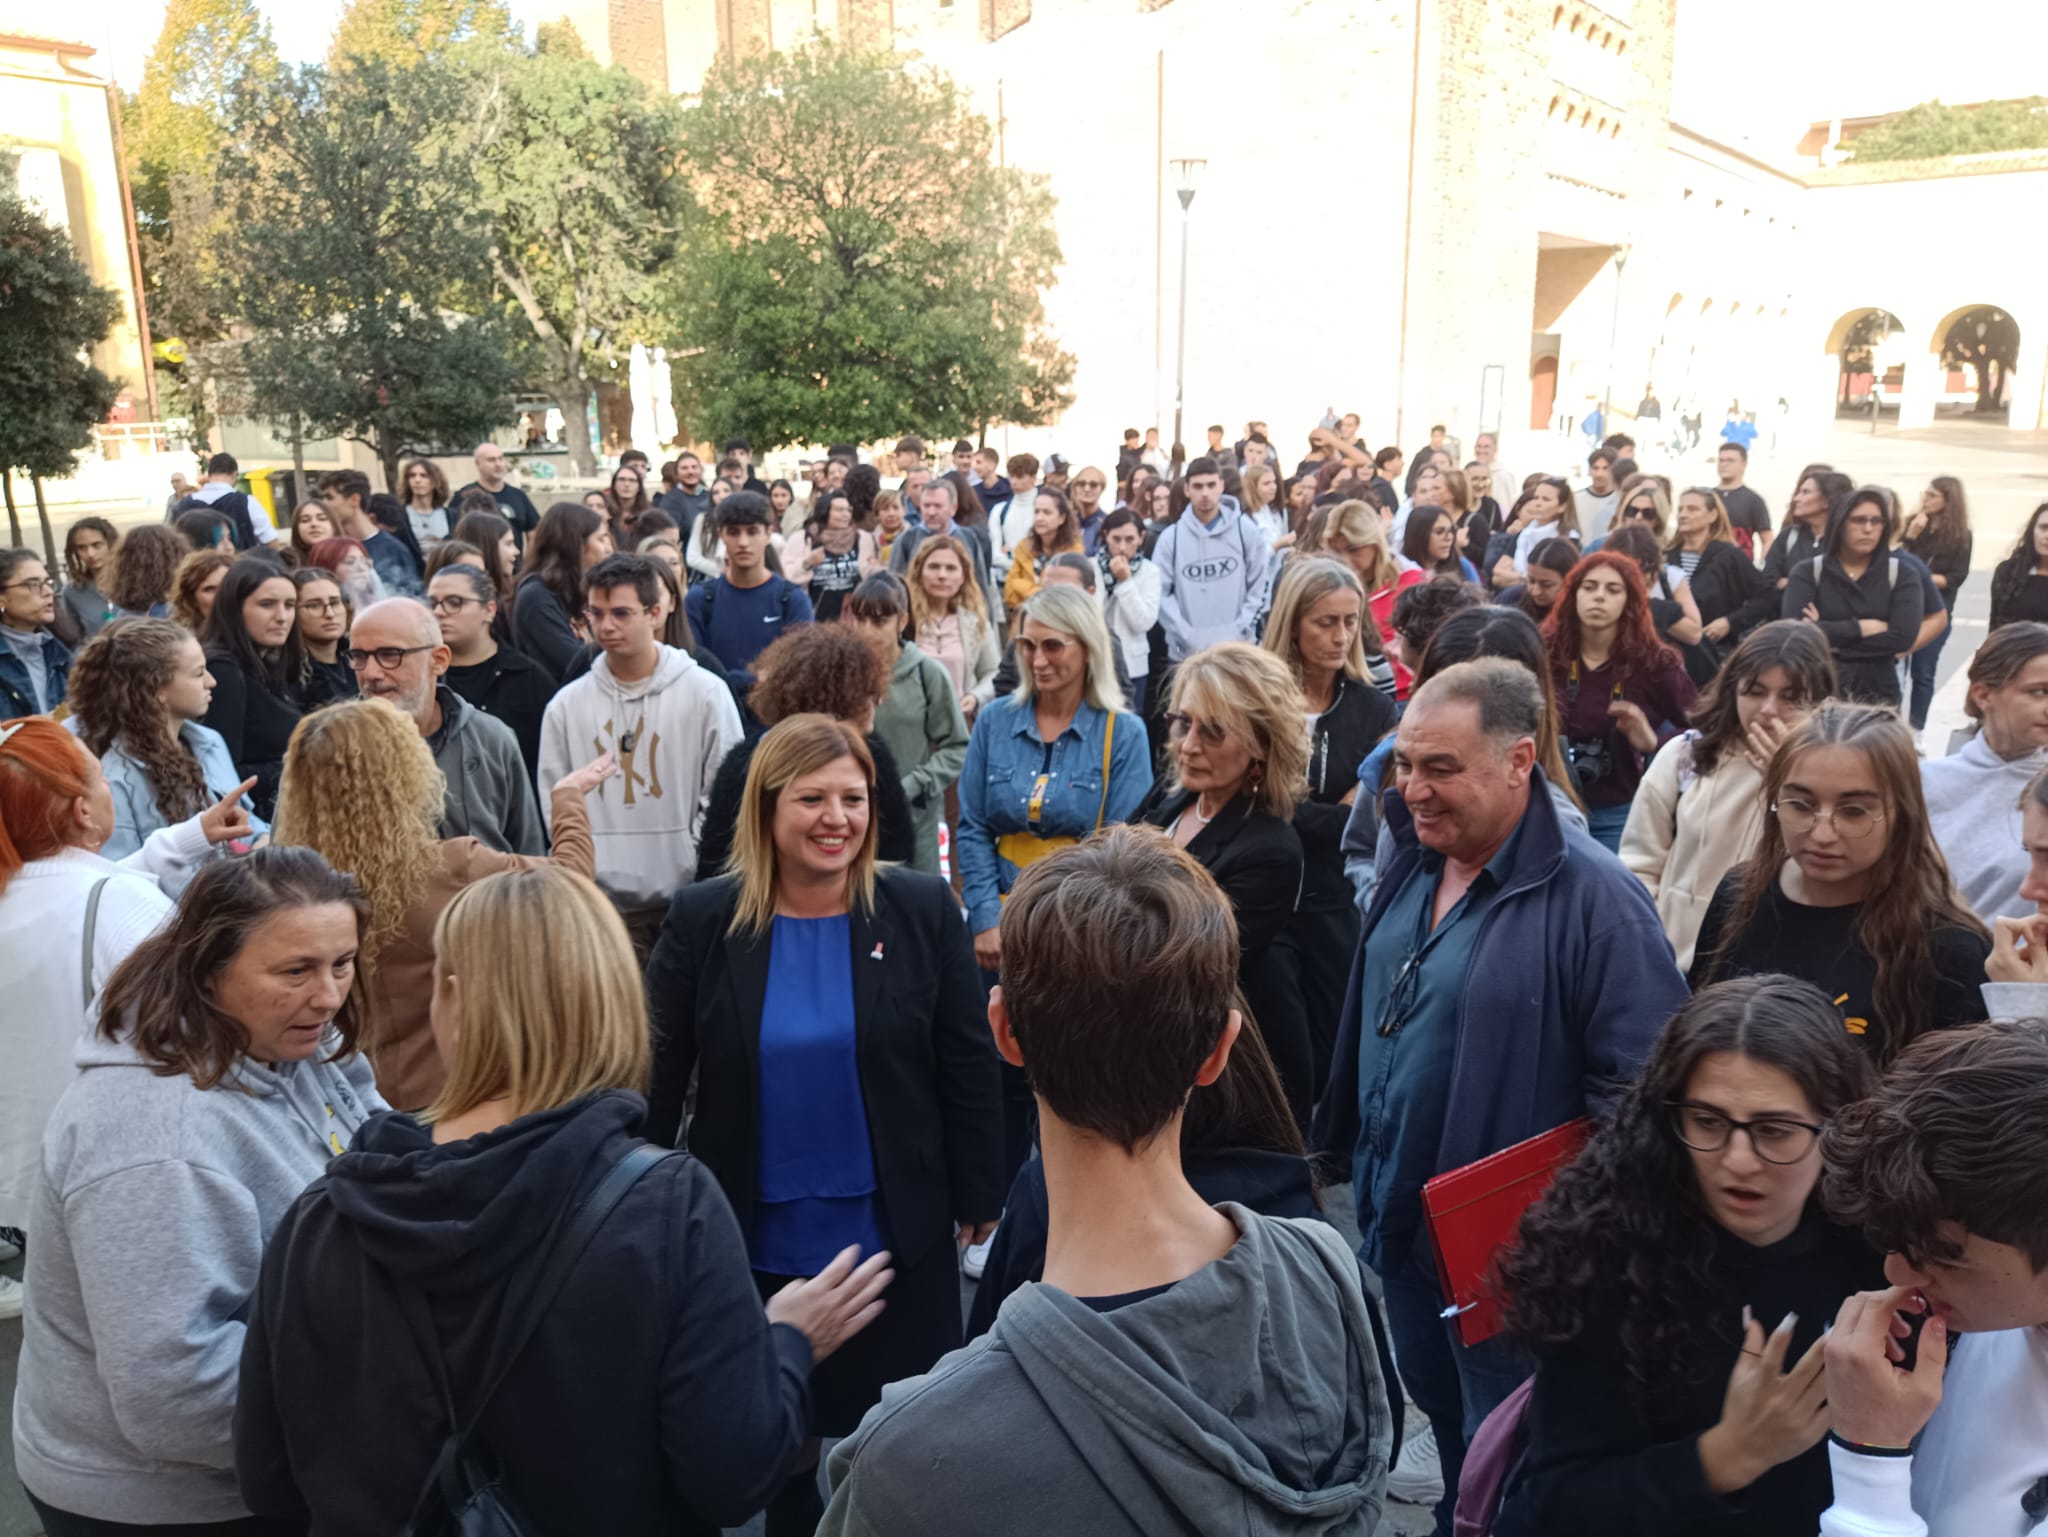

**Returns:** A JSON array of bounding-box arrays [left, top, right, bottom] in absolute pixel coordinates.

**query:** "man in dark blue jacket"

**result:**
[[1311, 657, 1686, 1537]]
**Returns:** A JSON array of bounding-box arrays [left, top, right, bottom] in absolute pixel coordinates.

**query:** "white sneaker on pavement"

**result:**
[[1385, 1420, 1444, 1505], [961, 1229, 997, 1281], [0, 1273, 23, 1321]]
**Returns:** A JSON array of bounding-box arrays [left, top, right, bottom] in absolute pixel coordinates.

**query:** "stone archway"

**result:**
[[1929, 304, 2020, 418], [1823, 307, 1904, 420]]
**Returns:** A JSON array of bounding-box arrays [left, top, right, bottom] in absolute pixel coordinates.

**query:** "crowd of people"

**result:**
[[0, 415, 2044, 1537]]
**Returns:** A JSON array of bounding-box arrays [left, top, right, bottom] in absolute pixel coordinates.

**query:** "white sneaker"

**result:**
[[961, 1229, 997, 1281], [0, 1274, 22, 1321], [1385, 1420, 1444, 1505]]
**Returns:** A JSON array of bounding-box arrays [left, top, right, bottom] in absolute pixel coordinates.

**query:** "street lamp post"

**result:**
[[1169, 157, 1205, 478]]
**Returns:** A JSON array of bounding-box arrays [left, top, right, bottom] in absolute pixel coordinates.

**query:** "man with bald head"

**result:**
[[448, 441, 540, 553], [350, 597, 543, 854]]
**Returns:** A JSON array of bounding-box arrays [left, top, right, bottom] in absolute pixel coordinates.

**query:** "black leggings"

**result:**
[[25, 1492, 304, 1537]]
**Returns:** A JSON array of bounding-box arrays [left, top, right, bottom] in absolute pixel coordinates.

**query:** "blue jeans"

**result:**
[[1381, 1246, 1531, 1537], [1908, 621, 1951, 731], [1585, 799, 1631, 852]]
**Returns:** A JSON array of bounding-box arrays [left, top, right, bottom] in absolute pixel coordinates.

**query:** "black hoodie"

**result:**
[[234, 1090, 813, 1537]]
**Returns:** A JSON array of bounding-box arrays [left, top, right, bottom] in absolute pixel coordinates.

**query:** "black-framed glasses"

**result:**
[[1164, 711, 1228, 748], [1667, 1102, 1824, 1164], [1376, 952, 1426, 1038], [346, 644, 436, 672], [298, 597, 346, 615], [428, 595, 479, 614]]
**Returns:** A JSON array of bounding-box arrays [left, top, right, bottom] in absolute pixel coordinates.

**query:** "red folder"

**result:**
[[1422, 1119, 1589, 1346]]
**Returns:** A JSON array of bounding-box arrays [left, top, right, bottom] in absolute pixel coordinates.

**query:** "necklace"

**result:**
[[1188, 796, 1219, 825]]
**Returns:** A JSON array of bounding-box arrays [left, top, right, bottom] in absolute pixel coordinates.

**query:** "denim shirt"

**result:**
[[94, 721, 268, 884], [956, 694, 1153, 934]]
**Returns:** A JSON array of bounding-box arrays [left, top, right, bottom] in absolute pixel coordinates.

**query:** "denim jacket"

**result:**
[[957, 694, 1153, 934], [94, 721, 268, 884], [0, 625, 70, 718]]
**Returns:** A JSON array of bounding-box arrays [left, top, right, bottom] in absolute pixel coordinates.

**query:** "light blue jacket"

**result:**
[[957, 694, 1153, 935], [94, 722, 267, 878]]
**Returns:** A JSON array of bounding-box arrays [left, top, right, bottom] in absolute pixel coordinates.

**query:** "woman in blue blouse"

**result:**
[[65, 618, 265, 887], [645, 714, 1004, 1536], [956, 583, 1154, 971]]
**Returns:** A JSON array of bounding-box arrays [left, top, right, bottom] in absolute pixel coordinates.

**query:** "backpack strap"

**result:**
[[392, 1142, 675, 1445], [80, 876, 110, 1010]]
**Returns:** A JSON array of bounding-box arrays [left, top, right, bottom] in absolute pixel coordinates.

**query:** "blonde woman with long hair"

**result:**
[[1262, 559, 1397, 1103], [955, 583, 1153, 971], [271, 697, 616, 1109], [645, 714, 1003, 1530], [907, 533, 998, 719], [1141, 641, 1318, 1124], [236, 864, 893, 1537]]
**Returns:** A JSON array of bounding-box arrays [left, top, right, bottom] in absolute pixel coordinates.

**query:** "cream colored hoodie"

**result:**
[[1619, 730, 1768, 971], [537, 645, 742, 910]]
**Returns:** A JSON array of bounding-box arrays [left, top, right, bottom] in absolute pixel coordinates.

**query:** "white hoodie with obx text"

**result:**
[[537, 645, 742, 910]]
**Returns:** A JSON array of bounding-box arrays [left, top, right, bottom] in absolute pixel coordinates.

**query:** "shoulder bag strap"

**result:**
[[1094, 711, 1116, 831], [400, 1142, 676, 1441], [80, 876, 110, 1009]]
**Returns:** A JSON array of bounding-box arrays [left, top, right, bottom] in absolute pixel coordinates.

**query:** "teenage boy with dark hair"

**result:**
[[720, 436, 767, 495], [820, 824, 1393, 1537], [682, 492, 813, 709], [540, 552, 741, 957], [1817, 1018, 2048, 1537], [319, 469, 421, 596]]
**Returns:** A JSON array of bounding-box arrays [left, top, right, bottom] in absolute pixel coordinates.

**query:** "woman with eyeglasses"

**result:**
[[1492, 976, 1884, 1537], [1620, 622, 1836, 970], [0, 548, 71, 719], [1780, 487, 1922, 707], [1690, 702, 1989, 1066], [1141, 642, 1314, 1124], [199, 557, 305, 821], [291, 566, 358, 707]]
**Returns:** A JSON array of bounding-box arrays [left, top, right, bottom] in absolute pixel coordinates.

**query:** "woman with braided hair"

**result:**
[[66, 617, 266, 874]]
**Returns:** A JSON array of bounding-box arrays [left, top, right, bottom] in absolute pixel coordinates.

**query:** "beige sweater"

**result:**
[[1618, 732, 1767, 971]]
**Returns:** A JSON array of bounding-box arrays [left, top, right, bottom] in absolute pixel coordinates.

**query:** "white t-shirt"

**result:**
[[1819, 1325, 2048, 1537]]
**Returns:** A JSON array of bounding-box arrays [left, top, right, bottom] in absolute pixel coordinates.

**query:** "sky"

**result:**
[[21, 0, 2048, 124]]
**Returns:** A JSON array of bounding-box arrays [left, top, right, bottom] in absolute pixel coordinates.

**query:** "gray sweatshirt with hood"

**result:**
[[820, 1203, 1392, 1536], [12, 1024, 383, 1525]]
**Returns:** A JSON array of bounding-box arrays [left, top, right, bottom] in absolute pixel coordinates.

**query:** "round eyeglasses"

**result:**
[[1668, 1103, 1824, 1165]]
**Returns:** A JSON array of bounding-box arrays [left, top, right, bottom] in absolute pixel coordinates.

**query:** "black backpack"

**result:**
[[388, 1143, 675, 1536]]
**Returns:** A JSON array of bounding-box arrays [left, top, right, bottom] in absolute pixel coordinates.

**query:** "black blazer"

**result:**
[[644, 868, 1005, 1269], [1143, 789, 1304, 956], [200, 647, 304, 821]]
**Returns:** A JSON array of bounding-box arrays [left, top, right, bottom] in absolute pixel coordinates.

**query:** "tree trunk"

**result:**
[[557, 376, 596, 476], [1, 469, 17, 548], [290, 417, 307, 508], [31, 475, 53, 566]]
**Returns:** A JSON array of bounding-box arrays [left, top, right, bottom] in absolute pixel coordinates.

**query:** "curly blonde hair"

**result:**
[[272, 698, 445, 970]]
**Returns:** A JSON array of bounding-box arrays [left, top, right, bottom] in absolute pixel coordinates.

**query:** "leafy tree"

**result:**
[[222, 57, 524, 488], [670, 39, 1073, 451], [1940, 308, 2021, 413], [449, 43, 688, 474], [1849, 98, 2048, 163], [0, 197, 121, 559], [123, 0, 276, 450], [329, 0, 519, 67]]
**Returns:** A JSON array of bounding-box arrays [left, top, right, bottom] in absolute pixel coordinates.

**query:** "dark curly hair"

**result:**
[[746, 624, 890, 727], [1499, 975, 1874, 1402], [107, 524, 187, 614], [1824, 1019, 2048, 1271]]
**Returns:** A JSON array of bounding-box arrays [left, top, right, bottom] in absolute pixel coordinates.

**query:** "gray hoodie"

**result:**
[[820, 1204, 1391, 1536], [1154, 506, 1275, 661], [12, 1024, 384, 1525]]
